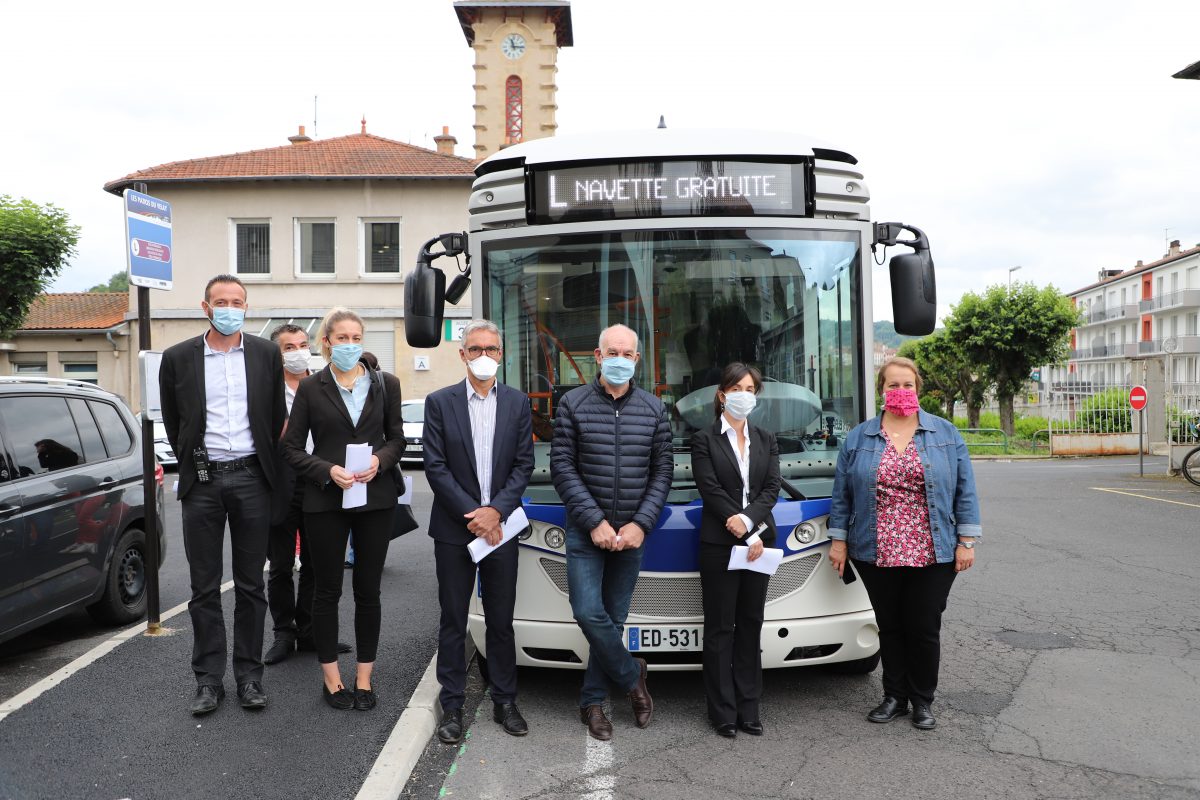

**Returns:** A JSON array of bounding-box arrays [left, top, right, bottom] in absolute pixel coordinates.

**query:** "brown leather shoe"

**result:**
[[580, 704, 613, 741], [627, 657, 653, 728]]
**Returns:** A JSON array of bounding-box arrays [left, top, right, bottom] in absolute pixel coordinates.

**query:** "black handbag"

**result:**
[[375, 369, 419, 539]]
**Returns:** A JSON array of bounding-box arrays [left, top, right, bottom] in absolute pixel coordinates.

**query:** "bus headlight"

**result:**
[[544, 526, 566, 550], [795, 522, 818, 544], [518, 525, 533, 541]]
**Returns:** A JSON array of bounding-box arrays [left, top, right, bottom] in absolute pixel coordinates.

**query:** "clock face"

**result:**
[[501, 33, 526, 60]]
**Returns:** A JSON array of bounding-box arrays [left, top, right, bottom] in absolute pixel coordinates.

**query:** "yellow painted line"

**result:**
[[1091, 487, 1200, 508]]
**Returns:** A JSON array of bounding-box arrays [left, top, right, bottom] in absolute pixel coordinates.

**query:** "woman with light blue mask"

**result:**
[[282, 307, 406, 712]]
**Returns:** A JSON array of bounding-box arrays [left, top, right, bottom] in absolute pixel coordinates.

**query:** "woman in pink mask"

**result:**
[[826, 357, 981, 732]]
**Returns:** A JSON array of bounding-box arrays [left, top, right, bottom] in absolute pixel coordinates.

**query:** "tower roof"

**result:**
[[453, 1, 573, 47]]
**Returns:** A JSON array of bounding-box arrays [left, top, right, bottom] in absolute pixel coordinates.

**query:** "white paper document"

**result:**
[[467, 507, 530, 563], [727, 546, 785, 576], [341, 443, 373, 509], [397, 475, 413, 505]]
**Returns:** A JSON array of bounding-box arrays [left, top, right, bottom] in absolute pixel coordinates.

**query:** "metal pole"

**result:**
[[134, 181, 162, 633], [1139, 408, 1145, 478]]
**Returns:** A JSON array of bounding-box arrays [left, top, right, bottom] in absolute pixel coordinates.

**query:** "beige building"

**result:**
[[0, 293, 133, 398], [103, 125, 479, 406], [454, 0, 573, 159]]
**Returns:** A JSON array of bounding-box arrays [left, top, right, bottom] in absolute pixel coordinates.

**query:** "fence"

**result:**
[[1167, 382, 1200, 471], [1047, 383, 1141, 456]]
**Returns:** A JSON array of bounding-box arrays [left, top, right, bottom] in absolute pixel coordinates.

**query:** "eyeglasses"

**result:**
[[465, 346, 502, 357]]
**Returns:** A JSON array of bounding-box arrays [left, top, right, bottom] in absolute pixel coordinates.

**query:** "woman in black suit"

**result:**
[[282, 307, 405, 711], [690, 362, 782, 738]]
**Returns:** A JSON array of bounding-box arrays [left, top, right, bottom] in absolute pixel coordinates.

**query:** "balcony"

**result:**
[[1069, 343, 1139, 361], [1077, 303, 1141, 327], [1139, 289, 1200, 314], [1138, 336, 1200, 355]]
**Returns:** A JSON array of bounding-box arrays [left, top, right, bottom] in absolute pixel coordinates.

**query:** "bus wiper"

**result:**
[[780, 479, 807, 501]]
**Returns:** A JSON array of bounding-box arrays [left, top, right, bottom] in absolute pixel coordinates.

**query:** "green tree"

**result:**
[[88, 271, 129, 293], [0, 195, 80, 335], [946, 282, 1079, 437]]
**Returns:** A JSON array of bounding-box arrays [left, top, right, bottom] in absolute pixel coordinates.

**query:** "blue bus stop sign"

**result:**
[[123, 189, 172, 290]]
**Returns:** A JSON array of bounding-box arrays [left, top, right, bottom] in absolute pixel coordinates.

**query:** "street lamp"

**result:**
[[1008, 265, 1023, 288]]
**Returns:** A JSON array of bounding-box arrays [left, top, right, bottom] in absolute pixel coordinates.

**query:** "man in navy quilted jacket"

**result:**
[[551, 323, 673, 741]]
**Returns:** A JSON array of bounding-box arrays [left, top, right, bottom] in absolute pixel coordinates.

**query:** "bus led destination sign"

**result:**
[[530, 160, 809, 224]]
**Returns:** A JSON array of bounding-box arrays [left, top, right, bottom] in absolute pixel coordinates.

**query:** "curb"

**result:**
[[355, 641, 473, 800]]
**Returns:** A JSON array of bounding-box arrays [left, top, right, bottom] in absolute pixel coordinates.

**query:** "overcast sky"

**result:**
[[3, 0, 1198, 324]]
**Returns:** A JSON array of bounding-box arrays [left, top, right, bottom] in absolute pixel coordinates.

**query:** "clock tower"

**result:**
[[453, 1, 573, 159]]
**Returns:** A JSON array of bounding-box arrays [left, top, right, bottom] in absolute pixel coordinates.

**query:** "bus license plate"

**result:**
[[626, 626, 702, 652]]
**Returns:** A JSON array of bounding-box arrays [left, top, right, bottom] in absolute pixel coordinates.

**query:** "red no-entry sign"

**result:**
[[1129, 385, 1148, 411]]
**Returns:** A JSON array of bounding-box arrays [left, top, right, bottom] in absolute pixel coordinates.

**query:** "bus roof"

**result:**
[[476, 128, 857, 175]]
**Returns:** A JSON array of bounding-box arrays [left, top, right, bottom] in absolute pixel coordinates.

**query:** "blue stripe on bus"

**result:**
[[521, 497, 834, 573]]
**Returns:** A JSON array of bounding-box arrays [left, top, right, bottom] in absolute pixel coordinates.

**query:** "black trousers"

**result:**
[[305, 507, 392, 664], [266, 481, 314, 642], [853, 560, 957, 706], [180, 462, 271, 686], [699, 541, 770, 725], [434, 537, 518, 711]]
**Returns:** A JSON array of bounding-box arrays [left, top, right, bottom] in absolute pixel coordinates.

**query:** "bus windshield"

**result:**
[[485, 227, 863, 500]]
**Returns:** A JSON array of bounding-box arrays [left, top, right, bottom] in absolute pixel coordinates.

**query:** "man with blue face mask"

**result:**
[[159, 275, 287, 715], [550, 324, 673, 741]]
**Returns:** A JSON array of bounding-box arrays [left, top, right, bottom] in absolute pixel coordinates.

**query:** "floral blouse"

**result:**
[[874, 431, 936, 567]]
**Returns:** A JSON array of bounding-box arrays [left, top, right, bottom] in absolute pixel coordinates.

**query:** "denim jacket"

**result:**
[[827, 410, 982, 564]]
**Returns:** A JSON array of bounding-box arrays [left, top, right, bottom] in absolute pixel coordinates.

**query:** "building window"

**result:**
[[360, 219, 401, 275], [231, 220, 270, 275], [10, 353, 47, 376], [505, 75, 523, 145], [295, 219, 335, 275], [62, 359, 98, 385]]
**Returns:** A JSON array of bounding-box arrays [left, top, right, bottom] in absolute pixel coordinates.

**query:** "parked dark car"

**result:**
[[0, 377, 166, 645]]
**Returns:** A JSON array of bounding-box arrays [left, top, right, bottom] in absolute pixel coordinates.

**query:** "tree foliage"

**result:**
[[0, 195, 80, 335], [945, 282, 1080, 436], [89, 271, 129, 293]]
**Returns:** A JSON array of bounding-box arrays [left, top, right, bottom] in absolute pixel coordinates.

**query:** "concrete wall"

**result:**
[[0, 332, 133, 401]]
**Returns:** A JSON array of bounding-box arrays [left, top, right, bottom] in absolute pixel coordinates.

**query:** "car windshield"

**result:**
[[485, 227, 864, 499], [401, 403, 424, 424]]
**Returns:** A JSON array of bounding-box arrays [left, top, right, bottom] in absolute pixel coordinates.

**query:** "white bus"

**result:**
[[406, 128, 937, 672]]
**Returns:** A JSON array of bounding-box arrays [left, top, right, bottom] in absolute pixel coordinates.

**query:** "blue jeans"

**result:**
[[566, 521, 644, 708]]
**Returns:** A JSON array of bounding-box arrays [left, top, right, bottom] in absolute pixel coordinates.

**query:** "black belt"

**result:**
[[209, 455, 258, 472]]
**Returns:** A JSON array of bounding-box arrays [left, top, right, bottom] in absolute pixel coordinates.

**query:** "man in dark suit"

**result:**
[[423, 319, 534, 745], [159, 275, 286, 715]]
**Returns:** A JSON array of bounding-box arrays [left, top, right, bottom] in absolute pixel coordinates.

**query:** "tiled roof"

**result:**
[[104, 132, 477, 195], [19, 293, 127, 331], [1068, 244, 1200, 296]]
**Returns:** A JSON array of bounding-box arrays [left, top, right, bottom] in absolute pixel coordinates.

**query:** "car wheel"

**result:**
[[87, 527, 148, 626], [824, 651, 880, 675]]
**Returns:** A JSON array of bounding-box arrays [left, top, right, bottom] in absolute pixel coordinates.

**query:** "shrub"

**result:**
[[1075, 387, 1132, 433]]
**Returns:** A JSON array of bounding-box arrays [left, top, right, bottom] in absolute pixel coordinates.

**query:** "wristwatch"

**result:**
[[956, 540, 976, 550]]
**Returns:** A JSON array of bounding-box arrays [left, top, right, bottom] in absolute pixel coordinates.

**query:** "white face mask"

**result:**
[[282, 348, 311, 375], [723, 391, 757, 420], [467, 354, 500, 381]]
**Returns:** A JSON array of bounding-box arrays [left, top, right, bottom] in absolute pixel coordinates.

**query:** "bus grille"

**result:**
[[536, 552, 823, 618]]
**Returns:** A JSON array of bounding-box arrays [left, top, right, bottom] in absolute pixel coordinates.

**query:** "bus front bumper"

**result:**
[[468, 610, 879, 671]]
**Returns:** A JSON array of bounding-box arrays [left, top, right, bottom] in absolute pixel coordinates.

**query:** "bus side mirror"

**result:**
[[890, 250, 936, 335], [875, 222, 937, 336], [404, 260, 446, 347]]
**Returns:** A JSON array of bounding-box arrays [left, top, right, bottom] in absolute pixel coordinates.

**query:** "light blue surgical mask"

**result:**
[[723, 391, 757, 421], [329, 343, 363, 372], [208, 306, 245, 336], [600, 356, 636, 386]]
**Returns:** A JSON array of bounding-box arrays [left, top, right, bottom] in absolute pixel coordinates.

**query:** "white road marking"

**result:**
[[0, 581, 232, 723], [1091, 487, 1200, 508], [579, 732, 616, 800]]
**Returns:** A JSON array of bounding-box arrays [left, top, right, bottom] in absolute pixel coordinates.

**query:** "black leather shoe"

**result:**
[[295, 638, 352, 654], [715, 722, 737, 738], [867, 696, 910, 723], [738, 719, 764, 736], [263, 639, 295, 665], [493, 702, 528, 736], [322, 684, 355, 710], [190, 684, 224, 716], [237, 681, 268, 710], [437, 708, 463, 744], [353, 684, 377, 711], [911, 702, 936, 730]]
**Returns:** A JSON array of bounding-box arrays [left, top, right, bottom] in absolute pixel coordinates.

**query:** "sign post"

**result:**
[[1129, 385, 1148, 477], [124, 184, 172, 634]]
